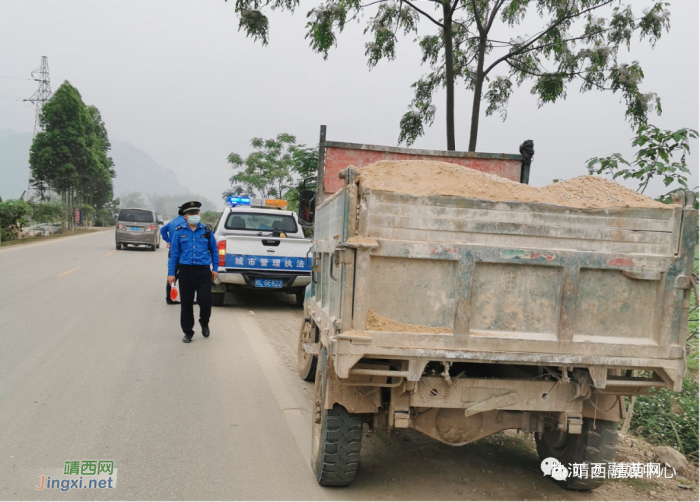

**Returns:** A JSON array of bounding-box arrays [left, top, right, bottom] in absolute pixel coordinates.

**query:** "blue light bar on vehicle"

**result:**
[[226, 196, 251, 207]]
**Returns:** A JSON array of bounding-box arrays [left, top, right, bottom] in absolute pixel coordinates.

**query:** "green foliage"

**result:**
[[200, 211, 222, 227], [285, 144, 319, 213], [226, 133, 299, 200], [0, 199, 31, 241], [226, 0, 672, 150], [29, 81, 115, 208], [587, 124, 698, 203], [95, 209, 116, 227], [29, 199, 64, 224], [630, 378, 699, 460]]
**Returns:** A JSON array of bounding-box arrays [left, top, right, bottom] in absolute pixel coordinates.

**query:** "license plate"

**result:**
[[129, 227, 141, 231], [255, 279, 283, 288]]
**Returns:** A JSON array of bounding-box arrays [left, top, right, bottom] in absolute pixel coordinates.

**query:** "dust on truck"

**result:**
[[296, 128, 698, 489]]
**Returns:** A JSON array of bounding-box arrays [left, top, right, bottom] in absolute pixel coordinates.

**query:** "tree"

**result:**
[[226, 0, 670, 151], [226, 133, 297, 199], [587, 124, 698, 205], [29, 81, 116, 227], [285, 144, 319, 213], [121, 192, 148, 208]]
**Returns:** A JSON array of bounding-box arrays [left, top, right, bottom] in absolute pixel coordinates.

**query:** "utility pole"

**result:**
[[24, 56, 52, 200]]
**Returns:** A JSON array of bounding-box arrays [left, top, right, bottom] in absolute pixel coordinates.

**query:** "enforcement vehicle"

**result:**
[[211, 196, 312, 307]]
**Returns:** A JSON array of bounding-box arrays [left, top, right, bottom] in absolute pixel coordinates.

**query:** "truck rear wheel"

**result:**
[[298, 321, 318, 381], [535, 418, 618, 490], [311, 347, 362, 486], [211, 292, 225, 307]]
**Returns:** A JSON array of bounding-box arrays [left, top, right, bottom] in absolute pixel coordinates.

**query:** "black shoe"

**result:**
[[201, 325, 210, 338], [167, 299, 176, 304], [182, 335, 192, 343]]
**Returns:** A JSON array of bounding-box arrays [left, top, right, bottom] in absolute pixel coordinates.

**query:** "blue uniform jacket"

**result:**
[[160, 216, 186, 244], [168, 222, 218, 276]]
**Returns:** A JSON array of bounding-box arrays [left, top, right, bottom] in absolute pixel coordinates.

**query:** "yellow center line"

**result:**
[[105, 250, 116, 256], [57, 266, 82, 277]]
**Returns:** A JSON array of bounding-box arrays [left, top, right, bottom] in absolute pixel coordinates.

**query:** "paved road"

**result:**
[[2, 230, 680, 501], [0, 231, 325, 500]]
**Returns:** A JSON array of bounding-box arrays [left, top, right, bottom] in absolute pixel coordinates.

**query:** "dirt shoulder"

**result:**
[[234, 290, 699, 501], [0, 228, 109, 248]]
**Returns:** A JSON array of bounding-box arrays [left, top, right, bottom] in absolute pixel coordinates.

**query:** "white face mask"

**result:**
[[187, 215, 200, 225]]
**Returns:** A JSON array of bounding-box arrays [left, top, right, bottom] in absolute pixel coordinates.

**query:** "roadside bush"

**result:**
[[29, 199, 64, 224], [0, 199, 31, 241], [630, 378, 699, 461], [95, 208, 116, 227], [77, 204, 96, 226]]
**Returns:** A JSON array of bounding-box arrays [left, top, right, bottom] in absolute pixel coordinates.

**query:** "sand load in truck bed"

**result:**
[[357, 160, 667, 209]]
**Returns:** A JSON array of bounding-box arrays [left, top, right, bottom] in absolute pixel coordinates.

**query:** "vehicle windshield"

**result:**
[[118, 209, 154, 223], [224, 212, 297, 233]]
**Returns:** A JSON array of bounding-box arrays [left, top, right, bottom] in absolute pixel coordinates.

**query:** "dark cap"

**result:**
[[178, 201, 202, 215]]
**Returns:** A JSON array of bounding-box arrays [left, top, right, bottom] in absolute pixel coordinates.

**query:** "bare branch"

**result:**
[[485, 0, 507, 32], [403, 0, 444, 28], [470, 0, 485, 35]]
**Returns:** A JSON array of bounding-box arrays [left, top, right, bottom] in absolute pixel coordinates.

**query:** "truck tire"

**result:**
[[211, 292, 225, 307], [535, 418, 618, 490], [311, 347, 362, 486], [298, 321, 318, 381]]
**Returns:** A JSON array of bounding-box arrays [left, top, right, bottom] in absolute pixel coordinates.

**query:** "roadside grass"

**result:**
[[0, 228, 106, 248], [626, 251, 699, 463]]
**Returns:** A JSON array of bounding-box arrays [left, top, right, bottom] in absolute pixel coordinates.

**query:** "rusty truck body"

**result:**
[[296, 127, 698, 489]]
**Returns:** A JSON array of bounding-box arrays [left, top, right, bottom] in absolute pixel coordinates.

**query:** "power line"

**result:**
[[0, 94, 28, 99], [0, 75, 33, 81]]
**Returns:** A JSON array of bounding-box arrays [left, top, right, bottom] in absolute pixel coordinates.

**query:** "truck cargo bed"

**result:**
[[309, 171, 697, 391]]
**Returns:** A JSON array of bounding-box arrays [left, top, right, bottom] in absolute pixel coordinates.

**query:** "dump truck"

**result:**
[[296, 127, 698, 489]]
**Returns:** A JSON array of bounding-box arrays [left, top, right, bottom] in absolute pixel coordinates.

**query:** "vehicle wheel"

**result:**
[[295, 290, 305, 308], [311, 346, 362, 486], [156, 241, 160, 249], [116, 242, 121, 250], [298, 321, 318, 381], [535, 418, 618, 490], [150, 245, 156, 251], [211, 292, 225, 307]]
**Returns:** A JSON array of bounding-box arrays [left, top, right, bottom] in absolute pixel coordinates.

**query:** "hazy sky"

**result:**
[[1, 0, 698, 204]]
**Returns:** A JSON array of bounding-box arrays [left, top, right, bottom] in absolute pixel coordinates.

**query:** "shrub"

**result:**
[[631, 378, 699, 460], [0, 199, 31, 241]]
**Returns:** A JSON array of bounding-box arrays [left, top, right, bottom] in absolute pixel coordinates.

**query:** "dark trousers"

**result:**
[[179, 265, 212, 337]]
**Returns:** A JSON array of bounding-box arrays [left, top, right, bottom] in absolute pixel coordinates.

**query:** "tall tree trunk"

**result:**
[[468, 39, 487, 152], [442, 2, 455, 151]]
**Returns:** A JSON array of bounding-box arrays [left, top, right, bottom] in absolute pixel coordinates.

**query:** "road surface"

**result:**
[[0, 230, 692, 500]]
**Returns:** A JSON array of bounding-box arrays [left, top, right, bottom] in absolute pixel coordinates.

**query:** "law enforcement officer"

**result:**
[[167, 201, 218, 343], [160, 209, 187, 304]]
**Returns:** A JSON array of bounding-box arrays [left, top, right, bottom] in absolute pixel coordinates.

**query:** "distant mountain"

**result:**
[[110, 138, 189, 197], [0, 129, 190, 201]]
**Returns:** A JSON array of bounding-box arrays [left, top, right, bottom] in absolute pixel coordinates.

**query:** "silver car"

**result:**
[[115, 208, 161, 251]]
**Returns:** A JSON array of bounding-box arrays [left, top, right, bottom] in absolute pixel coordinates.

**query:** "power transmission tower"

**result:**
[[24, 56, 52, 199]]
